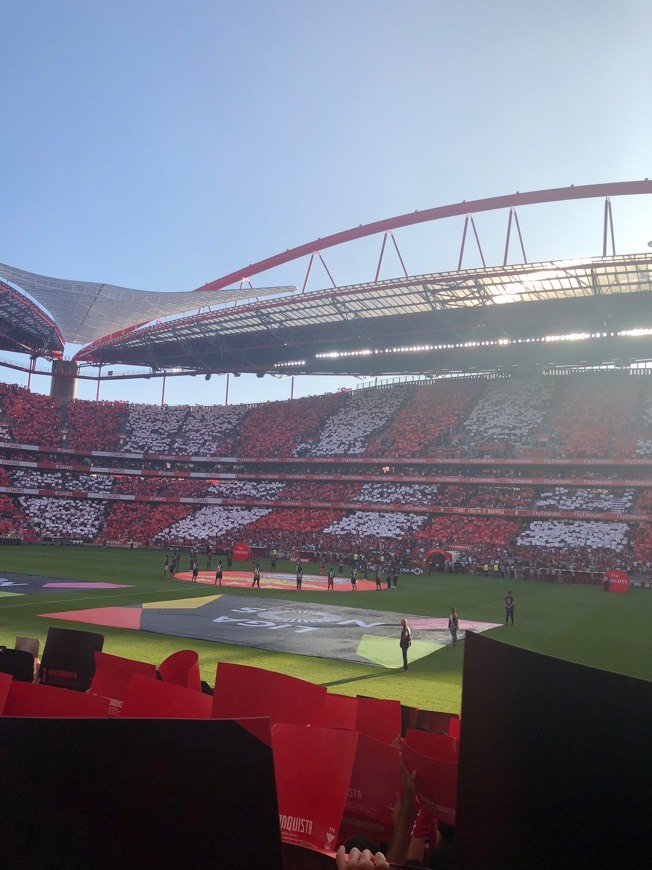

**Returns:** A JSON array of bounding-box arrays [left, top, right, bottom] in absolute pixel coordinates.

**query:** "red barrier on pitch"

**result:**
[[120, 673, 211, 718], [603, 568, 630, 594], [212, 662, 326, 725], [159, 649, 201, 691], [399, 738, 458, 826], [356, 696, 402, 745], [2, 681, 110, 718], [90, 651, 158, 701], [272, 723, 358, 854]]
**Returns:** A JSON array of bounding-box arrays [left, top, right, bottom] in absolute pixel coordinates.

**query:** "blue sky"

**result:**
[[1, 0, 651, 406]]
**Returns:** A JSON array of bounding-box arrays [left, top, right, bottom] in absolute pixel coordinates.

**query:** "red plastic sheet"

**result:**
[[272, 723, 358, 854], [405, 729, 459, 763], [120, 673, 211, 718], [212, 662, 326, 725], [90, 651, 157, 701], [340, 733, 401, 846], [2, 681, 110, 718], [313, 692, 358, 730], [356, 696, 402, 745], [399, 738, 458, 826], [158, 649, 201, 691], [0, 672, 12, 715]]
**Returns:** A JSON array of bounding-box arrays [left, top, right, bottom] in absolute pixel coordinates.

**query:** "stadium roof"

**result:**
[[0, 279, 64, 356], [73, 254, 652, 377], [0, 262, 296, 346]]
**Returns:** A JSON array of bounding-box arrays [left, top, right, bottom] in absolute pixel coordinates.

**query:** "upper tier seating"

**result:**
[[232, 393, 344, 458], [208, 480, 287, 500], [0, 384, 62, 448], [123, 404, 190, 453], [364, 380, 484, 458], [302, 388, 409, 456], [322, 510, 427, 540], [171, 404, 248, 455], [65, 400, 128, 452], [548, 375, 640, 459], [462, 378, 555, 443]]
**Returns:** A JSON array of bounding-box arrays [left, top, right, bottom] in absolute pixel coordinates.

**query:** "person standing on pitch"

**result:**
[[350, 566, 358, 591], [504, 590, 515, 625], [215, 560, 223, 586], [448, 606, 459, 646], [327, 567, 335, 591], [399, 618, 412, 671], [252, 563, 261, 588], [296, 562, 303, 591]]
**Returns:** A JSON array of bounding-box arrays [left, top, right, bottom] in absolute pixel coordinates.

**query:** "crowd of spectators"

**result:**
[[233, 392, 344, 458], [156, 505, 272, 545], [534, 487, 635, 513], [123, 404, 190, 453], [364, 380, 483, 457], [303, 388, 408, 456], [0, 384, 62, 448], [516, 519, 630, 552], [548, 376, 640, 459], [462, 378, 555, 444], [18, 496, 108, 542], [171, 404, 247, 455], [64, 399, 128, 452]]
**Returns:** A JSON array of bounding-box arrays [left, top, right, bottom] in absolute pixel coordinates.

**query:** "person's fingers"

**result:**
[[335, 844, 348, 868], [358, 850, 376, 869], [374, 852, 391, 870]]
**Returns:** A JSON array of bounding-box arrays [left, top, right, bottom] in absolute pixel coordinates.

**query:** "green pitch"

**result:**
[[1, 546, 650, 713]]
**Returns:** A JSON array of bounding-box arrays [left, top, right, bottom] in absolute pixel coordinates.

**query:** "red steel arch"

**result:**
[[193, 180, 652, 293]]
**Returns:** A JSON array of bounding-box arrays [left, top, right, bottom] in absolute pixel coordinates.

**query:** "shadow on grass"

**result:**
[[321, 669, 400, 687]]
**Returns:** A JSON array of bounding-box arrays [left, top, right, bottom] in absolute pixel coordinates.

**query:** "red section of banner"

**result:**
[[272, 723, 358, 854], [40, 605, 142, 630], [120, 673, 211, 718], [603, 568, 630, 594], [212, 662, 326, 726], [2, 682, 110, 718], [340, 733, 401, 846], [231, 542, 251, 562], [90, 651, 157, 701], [356, 696, 402, 745], [159, 650, 201, 692], [399, 739, 458, 826]]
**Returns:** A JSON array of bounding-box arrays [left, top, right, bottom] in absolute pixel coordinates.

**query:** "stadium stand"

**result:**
[[123, 404, 190, 453], [303, 388, 409, 456], [65, 400, 128, 452], [156, 506, 272, 545], [233, 392, 344, 458], [0, 384, 62, 448], [171, 404, 247, 455], [462, 378, 555, 445], [363, 380, 484, 458], [534, 487, 635, 512]]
